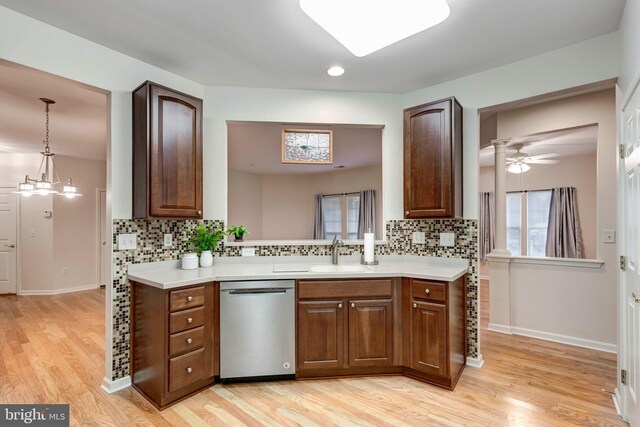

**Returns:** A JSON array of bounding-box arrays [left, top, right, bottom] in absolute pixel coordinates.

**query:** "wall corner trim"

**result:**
[[101, 376, 131, 394], [466, 355, 485, 368]]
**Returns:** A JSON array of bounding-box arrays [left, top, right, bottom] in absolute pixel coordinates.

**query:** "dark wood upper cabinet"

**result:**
[[403, 97, 462, 218], [133, 81, 203, 219]]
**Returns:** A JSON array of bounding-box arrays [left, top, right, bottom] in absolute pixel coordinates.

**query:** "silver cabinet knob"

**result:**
[[187, 317, 193, 324], [186, 367, 193, 374], [425, 289, 430, 294], [351, 303, 355, 308], [405, 211, 410, 216], [413, 303, 417, 309], [338, 303, 343, 309], [197, 210, 202, 215], [187, 295, 193, 302], [186, 338, 193, 344], [633, 292, 640, 303]]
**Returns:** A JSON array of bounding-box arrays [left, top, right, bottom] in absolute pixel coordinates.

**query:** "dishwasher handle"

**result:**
[[227, 288, 289, 295]]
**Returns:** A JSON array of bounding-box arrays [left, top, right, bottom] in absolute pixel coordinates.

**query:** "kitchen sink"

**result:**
[[309, 264, 371, 273]]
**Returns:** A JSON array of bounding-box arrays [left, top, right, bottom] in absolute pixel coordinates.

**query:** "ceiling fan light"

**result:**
[[507, 163, 531, 174]]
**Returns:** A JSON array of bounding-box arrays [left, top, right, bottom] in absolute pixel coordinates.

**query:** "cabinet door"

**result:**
[[297, 300, 345, 370], [348, 299, 393, 367], [411, 300, 448, 376], [404, 99, 452, 218], [149, 84, 203, 218]]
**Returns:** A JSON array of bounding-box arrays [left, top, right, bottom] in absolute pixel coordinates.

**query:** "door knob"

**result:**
[[351, 303, 355, 308], [633, 292, 640, 303], [186, 338, 193, 344], [425, 289, 430, 294], [5, 244, 15, 248], [187, 295, 193, 302], [186, 367, 193, 374], [102, 241, 106, 246], [413, 303, 417, 309], [405, 211, 410, 216], [187, 317, 193, 324], [338, 303, 343, 309]]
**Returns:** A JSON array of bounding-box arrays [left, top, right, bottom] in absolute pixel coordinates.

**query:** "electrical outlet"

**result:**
[[412, 232, 426, 244], [118, 233, 137, 250], [440, 232, 455, 247], [62, 267, 69, 276], [241, 248, 256, 257], [163, 233, 173, 247], [603, 230, 616, 244]]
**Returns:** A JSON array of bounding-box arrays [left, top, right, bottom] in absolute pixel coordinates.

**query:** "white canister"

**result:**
[[181, 253, 199, 270], [199, 250, 213, 267]]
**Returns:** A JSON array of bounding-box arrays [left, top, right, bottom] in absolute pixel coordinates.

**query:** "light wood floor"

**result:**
[[0, 283, 626, 426]]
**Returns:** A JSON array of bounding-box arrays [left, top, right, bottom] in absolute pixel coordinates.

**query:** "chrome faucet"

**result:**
[[331, 235, 343, 265]]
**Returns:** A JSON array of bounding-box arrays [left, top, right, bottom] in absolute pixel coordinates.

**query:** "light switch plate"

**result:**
[[163, 233, 173, 247], [118, 233, 137, 250], [440, 232, 455, 247], [241, 248, 256, 257], [603, 230, 616, 244], [412, 232, 426, 244]]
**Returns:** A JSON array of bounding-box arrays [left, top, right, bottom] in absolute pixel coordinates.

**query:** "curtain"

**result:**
[[545, 187, 584, 258], [358, 190, 376, 239], [479, 192, 495, 260], [312, 193, 325, 239]]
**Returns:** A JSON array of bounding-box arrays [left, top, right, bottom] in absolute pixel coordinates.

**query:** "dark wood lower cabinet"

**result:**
[[296, 277, 466, 390], [297, 300, 345, 370]]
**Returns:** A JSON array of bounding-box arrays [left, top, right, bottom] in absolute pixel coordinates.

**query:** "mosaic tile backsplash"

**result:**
[[111, 218, 478, 380]]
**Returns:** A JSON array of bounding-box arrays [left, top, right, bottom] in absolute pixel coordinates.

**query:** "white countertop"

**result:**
[[128, 255, 470, 290]]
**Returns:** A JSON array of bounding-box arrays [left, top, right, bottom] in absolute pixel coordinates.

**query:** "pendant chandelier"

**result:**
[[15, 98, 82, 199]]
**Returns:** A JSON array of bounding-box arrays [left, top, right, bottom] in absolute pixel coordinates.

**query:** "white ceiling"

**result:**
[[0, 0, 626, 93], [228, 122, 382, 175], [479, 125, 598, 167], [0, 61, 108, 161]]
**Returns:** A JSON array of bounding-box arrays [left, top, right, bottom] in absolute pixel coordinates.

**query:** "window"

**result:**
[[322, 193, 361, 240], [506, 192, 522, 256], [527, 190, 552, 257], [505, 190, 552, 257]]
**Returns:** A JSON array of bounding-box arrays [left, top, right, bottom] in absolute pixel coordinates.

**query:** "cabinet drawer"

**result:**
[[298, 279, 392, 299], [169, 286, 205, 312], [169, 348, 205, 392], [169, 307, 204, 334], [169, 326, 204, 357], [411, 280, 446, 303]]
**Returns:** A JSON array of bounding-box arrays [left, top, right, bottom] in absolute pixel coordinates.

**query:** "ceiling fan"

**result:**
[[506, 144, 559, 174]]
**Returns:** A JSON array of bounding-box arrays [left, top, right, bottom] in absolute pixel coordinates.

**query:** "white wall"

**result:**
[[619, 0, 640, 95], [19, 194, 53, 293], [403, 31, 620, 219], [52, 156, 107, 292], [205, 86, 403, 223], [227, 170, 264, 239]]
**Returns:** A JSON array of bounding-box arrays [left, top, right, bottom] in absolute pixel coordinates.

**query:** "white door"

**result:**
[[99, 190, 109, 287], [623, 83, 640, 425], [0, 187, 18, 294]]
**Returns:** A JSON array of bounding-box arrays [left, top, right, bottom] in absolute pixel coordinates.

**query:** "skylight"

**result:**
[[299, 0, 451, 57]]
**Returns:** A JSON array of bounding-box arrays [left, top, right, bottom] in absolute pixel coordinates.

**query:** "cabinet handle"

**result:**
[[186, 367, 193, 374], [187, 317, 193, 324], [633, 292, 640, 303], [405, 211, 410, 216], [197, 210, 202, 215], [351, 303, 355, 308], [338, 303, 343, 309], [187, 295, 193, 302], [186, 338, 193, 344], [413, 303, 417, 309], [425, 289, 430, 294]]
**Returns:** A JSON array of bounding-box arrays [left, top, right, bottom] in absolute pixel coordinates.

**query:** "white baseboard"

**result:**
[[488, 323, 513, 334], [613, 387, 623, 419], [19, 283, 99, 296], [466, 355, 484, 368], [101, 376, 131, 394], [510, 326, 617, 354]]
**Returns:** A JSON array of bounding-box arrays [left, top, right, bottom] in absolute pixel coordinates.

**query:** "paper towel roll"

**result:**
[[364, 232, 375, 263]]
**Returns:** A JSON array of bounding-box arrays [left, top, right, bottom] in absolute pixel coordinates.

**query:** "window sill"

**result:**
[[510, 256, 604, 269]]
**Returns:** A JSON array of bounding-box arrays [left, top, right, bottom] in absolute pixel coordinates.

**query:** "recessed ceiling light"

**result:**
[[327, 66, 345, 77], [300, 0, 450, 57]]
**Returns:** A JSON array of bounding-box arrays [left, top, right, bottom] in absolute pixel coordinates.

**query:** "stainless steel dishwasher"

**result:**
[[219, 280, 295, 382]]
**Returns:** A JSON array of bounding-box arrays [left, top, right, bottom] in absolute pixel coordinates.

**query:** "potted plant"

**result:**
[[187, 222, 225, 267], [227, 225, 249, 242]]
